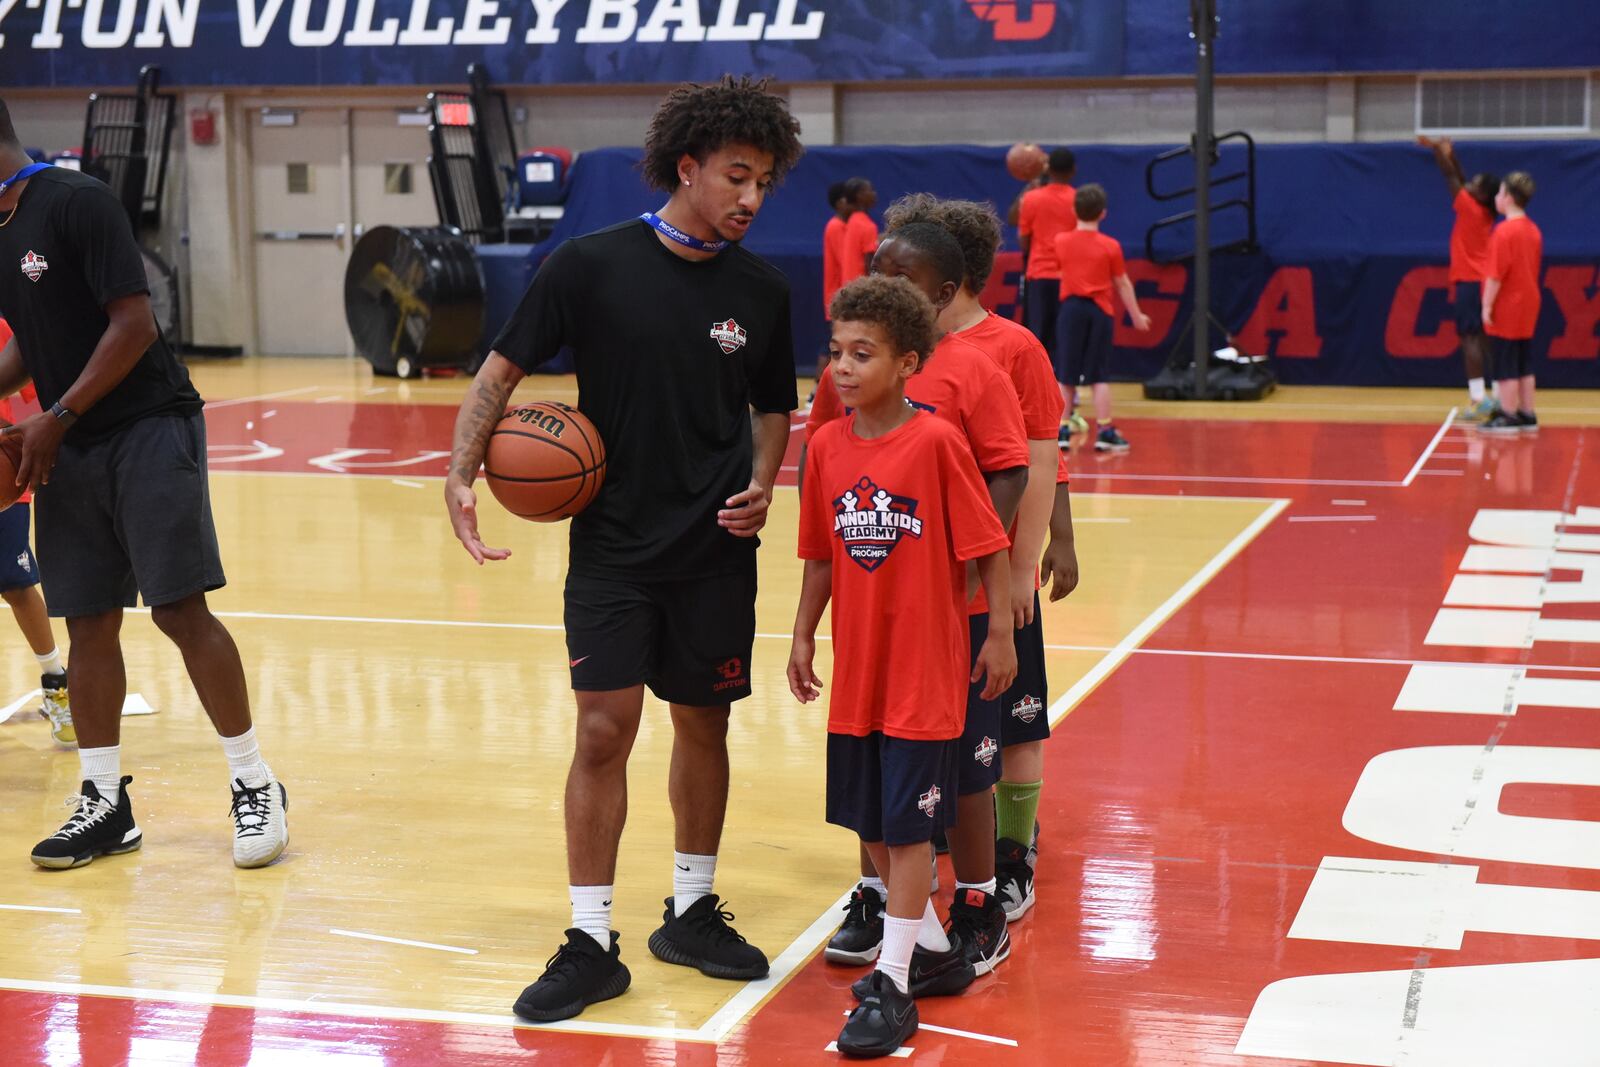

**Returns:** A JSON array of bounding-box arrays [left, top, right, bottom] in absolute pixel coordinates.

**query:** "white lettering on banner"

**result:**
[[705, 0, 762, 40], [28, 0, 69, 48], [0, 0, 21, 48], [343, 0, 399, 43], [289, 0, 345, 45], [524, 0, 567, 42], [636, 0, 702, 41], [574, 0, 632, 41], [453, 0, 509, 43], [765, 0, 819, 39], [398, 0, 453, 44], [134, 0, 202, 45], [238, 0, 290, 47], [83, 0, 139, 47]]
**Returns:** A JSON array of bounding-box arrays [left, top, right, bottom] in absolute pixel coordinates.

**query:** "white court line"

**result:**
[[203, 385, 324, 409], [0, 903, 81, 915], [918, 1021, 1019, 1047], [314, 394, 345, 404], [329, 929, 478, 955], [1046, 498, 1290, 727], [1287, 515, 1377, 523], [1331, 499, 1367, 506], [1039, 643, 1600, 676], [1070, 472, 1399, 488], [1400, 408, 1459, 487], [390, 479, 426, 489]]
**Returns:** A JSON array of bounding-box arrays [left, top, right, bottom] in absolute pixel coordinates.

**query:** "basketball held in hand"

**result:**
[[484, 402, 606, 522], [1006, 142, 1047, 182]]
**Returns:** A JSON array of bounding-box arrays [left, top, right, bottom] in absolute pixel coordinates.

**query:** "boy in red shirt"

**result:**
[[1418, 136, 1498, 419], [791, 274, 1016, 1058], [1053, 184, 1152, 453], [1014, 149, 1078, 370], [0, 317, 71, 744], [811, 182, 852, 413], [838, 177, 879, 289], [1479, 172, 1543, 435]]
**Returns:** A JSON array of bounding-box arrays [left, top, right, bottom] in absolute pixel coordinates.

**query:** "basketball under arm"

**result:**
[[449, 353, 525, 485]]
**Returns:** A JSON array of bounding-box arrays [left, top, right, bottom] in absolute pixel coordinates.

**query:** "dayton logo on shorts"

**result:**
[[709, 318, 747, 354], [917, 785, 943, 818], [19, 251, 48, 282], [975, 736, 999, 767], [1011, 694, 1042, 724], [712, 656, 746, 693], [832, 476, 923, 573], [966, 1, 1057, 42]]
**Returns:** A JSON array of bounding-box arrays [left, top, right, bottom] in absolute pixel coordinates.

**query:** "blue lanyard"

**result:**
[[0, 161, 50, 200], [640, 211, 729, 254]]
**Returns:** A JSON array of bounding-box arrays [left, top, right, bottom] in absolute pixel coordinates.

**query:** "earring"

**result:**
[[684, 179, 691, 186]]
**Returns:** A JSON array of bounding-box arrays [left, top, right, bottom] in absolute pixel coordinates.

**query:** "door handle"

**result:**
[[257, 225, 347, 243]]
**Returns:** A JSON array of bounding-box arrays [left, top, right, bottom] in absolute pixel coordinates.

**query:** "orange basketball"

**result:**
[[484, 402, 606, 522], [0, 425, 21, 513], [1006, 142, 1047, 182]]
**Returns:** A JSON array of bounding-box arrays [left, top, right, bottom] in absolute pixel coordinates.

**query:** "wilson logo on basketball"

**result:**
[[19, 250, 47, 282], [709, 318, 747, 354], [917, 785, 943, 818], [832, 476, 923, 573], [511, 406, 566, 437], [1011, 694, 1042, 723]]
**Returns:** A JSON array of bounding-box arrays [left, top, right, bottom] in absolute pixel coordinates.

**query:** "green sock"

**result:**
[[995, 779, 1042, 845]]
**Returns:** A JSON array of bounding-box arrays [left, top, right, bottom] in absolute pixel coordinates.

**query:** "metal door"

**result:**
[[351, 108, 435, 240]]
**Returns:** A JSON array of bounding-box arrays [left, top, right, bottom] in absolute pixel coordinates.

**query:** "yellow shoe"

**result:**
[[39, 675, 75, 746]]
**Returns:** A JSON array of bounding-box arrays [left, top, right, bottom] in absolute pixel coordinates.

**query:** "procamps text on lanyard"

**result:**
[[640, 211, 730, 255], [0, 161, 52, 201]]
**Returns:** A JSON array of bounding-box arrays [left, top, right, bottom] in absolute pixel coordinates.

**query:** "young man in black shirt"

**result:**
[[0, 99, 287, 871], [446, 77, 802, 1022]]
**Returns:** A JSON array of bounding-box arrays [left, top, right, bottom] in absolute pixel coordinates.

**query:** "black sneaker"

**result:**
[[825, 884, 885, 965], [945, 888, 1011, 975], [1057, 424, 1073, 450], [1517, 411, 1539, 433], [30, 777, 141, 870], [513, 929, 631, 1022], [996, 836, 1037, 922], [838, 970, 918, 1058], [648, 895, 769, 979], [852, 929, 976, 1000], [1478, 412, 1522, 434], [1095, 425, 1131, 452]]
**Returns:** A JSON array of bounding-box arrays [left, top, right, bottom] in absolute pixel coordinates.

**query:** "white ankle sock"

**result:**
[[876, 915, 919, 994], [78, 745, 121, 802], [1468, 377, 1486, 402], [956, 878, 998, 897], [673, 852, 717, 915], [916, 899, 950, 952], [861, 875, 887, 902], [35, 648, 64, 678], [570, 884, 613, 948], [220, 727, 270, 785]]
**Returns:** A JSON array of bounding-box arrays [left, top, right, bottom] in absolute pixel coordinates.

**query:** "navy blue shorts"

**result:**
[[0, 503, 40, 592], [1491, 337, 1532, 381], [959, 612, 1005, 795], [1454, 281, 1483, 337], [1000, 593, 1051, 748], [827, 731, 960, 846], [1023, 278, 1061, 354], [1054, 296, 1114, 385]]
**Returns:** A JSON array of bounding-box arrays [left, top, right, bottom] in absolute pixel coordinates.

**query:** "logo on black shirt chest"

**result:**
[[19, 250, 48, 282], [709, 318, 747, 354]]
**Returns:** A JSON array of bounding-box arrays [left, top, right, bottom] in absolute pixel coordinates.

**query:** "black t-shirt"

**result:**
[[0, 167, 202, 442], [493, 219, 798, 579]]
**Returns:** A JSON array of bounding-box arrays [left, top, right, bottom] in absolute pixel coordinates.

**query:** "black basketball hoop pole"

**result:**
[[1190, 0, 1219, 399]]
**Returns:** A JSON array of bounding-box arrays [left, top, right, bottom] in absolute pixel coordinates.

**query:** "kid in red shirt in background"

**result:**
[[1480, 171, 1543, 435], [1053, 184, 1152, 453], [791, 274, 1016, 1058], [0, 317, 71, 743], [811, 181, 852, 412], [1418, 135, 1499, 419]]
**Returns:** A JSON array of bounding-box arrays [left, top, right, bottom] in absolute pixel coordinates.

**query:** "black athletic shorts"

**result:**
[[1055, 296, 1114, 386], [36, 414, 225, 618], [1000, 593, 1051, 748], [1454, 281, 1483, 337], [0, 502, 39, 592], [1023, 278, 1061, 354], [826, 731, 959, 846], [959, 612, 1005, 795], [563, 556, 757, 706], [1491, 336, 1532, 381]]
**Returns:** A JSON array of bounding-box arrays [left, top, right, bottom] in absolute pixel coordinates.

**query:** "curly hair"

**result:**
[[829, 276, 940, 367], [640, 75, 804, 193], [884, 194, 1003, 294]]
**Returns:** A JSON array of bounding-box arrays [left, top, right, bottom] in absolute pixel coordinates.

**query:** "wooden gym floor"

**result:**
[[1, 357, 1597, 1065]]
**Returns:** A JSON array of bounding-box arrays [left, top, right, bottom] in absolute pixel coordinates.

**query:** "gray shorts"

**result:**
[[36, 413, 226, 618]]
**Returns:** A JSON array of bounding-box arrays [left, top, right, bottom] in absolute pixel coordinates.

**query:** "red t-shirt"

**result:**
[[956, 312, 1063, 441], [839, 212, 878, 289], [822, 215, 848, 317], [1486, 216, 1543, 340], [1055, 228, 1126, 319], [1019, 183, 1077, 280], [0, 317, 36, 505], [799, 411, 1010, 740], [1449, 188, 1493, 284]]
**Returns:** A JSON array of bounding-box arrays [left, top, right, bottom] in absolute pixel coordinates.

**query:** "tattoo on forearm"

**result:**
[[452, 378, 511, 483]]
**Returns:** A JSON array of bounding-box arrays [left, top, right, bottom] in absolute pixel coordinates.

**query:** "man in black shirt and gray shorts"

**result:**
[[446, 76, 802, 1022], [0, 100, 287, 872]]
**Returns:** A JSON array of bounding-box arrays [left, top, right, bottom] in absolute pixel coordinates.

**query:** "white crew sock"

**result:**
[[916, 899, 951, 952], [1467, 378, 1486, 402], [876, 915, 919, 994], [673, 852, 717, 915], [220, 727, 271, 785], [570, 884, 614, 948], [35, 648, 65, 678], [956, 877, 998, 897], [861, 875, 888, 903], [78, 745, 121, 803]]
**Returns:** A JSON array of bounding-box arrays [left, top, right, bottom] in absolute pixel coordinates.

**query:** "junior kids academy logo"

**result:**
[[832, 476, 923, 573]]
